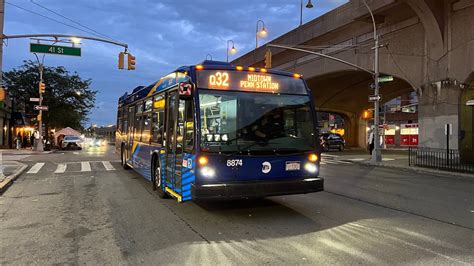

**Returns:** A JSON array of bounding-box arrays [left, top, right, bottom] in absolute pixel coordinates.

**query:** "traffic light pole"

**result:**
[[33, 52, 45, 152], [362, 0, 382, 163]]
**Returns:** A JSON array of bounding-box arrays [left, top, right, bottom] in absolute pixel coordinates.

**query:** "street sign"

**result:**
[[444, 123, 453, 136], [369, 94, 382, 102], [34, 105, 48, 111], [30, 43, 81, 57], [378, 75, 394, 83], [30, 97, 40, 102]]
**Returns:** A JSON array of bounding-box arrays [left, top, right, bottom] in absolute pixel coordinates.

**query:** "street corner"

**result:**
[[0, 161, 28, 194]]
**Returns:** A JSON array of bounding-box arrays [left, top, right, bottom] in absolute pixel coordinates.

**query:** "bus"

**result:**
[[116, 60, 323, 202]]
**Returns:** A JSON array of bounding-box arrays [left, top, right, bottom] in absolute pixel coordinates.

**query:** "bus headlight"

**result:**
[[304, 162, 318, 173], [200, 166, 216, 178]]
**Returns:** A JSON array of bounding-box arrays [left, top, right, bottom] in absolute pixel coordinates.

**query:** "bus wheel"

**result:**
[[153, 159, 167, 198], [121, 147, 130, 170]]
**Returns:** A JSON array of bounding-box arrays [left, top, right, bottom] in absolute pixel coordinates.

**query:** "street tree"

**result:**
[[4, 60, 97, 131]]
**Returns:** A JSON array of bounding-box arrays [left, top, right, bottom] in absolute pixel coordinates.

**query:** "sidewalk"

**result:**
[[0, 160, 28, 193], [326, 149, 474, 178], [0, 148, 53, 156]]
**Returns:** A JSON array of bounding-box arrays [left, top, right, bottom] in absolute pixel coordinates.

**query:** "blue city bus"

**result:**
[[116, 60, 323, 202]]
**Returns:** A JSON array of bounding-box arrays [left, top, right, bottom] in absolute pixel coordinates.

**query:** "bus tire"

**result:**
[[121, 145, 131, 170], [152, 157, 168, 198]]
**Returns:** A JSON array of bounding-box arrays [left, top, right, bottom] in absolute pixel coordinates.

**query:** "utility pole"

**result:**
[[36, 62, 44, 151], [361, 0, 382, 163], [0, 0, 4, 87]]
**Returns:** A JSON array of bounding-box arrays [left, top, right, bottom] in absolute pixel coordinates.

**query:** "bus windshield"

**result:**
[[199, 90, 316, 154]]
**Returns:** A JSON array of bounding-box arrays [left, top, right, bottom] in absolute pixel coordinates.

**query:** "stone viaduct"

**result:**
[[232, 0, 474, 161]]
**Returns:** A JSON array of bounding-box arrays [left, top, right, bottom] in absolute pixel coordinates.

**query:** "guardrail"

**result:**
[[408, 147, 474, 174]]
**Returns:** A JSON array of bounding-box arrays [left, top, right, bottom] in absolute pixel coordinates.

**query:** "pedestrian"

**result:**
[[368, 126, 375, 155], [30, 133, 35, 150], [33, 130, 40, 150], [15, 133, 22, 150]]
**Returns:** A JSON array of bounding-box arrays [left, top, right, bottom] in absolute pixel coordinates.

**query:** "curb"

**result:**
[[0, 163, 28, 194], [351, 160, 474, 179]]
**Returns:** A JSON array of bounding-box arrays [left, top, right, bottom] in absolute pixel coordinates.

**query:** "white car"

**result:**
[[61, 135, 83, 150]]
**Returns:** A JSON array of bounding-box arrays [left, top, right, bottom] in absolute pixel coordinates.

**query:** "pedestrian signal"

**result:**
[[362, 109, 372, 120]]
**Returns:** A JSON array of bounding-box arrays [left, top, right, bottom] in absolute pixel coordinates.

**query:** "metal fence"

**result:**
[[408, 147, 474, 174]]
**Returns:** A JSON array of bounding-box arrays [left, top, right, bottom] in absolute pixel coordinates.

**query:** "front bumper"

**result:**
[[192, 177, 324, 200]]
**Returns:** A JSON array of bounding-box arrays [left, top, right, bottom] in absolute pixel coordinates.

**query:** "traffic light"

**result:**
[[39, 82, 46, 94], [127, 53, 136, 70], [0, 87, 5, 101], [264, 49, 272, 69], [118, 52, 125, 70], [362, 109, 373, 120]]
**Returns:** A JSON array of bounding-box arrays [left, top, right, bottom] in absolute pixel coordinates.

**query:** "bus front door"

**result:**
[[164, 92, 184, 194]]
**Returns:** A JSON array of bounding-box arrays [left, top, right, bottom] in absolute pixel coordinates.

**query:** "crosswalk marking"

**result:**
[[27, 163, 45, 174], [101, 161, 115, 171], [81, 162, 91, 172], [54, 163, 67, 174]]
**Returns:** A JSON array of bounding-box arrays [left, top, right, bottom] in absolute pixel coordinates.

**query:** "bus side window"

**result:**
[[184, 100, 194, 153], [152, 110, 164, 146], [142, 113, 151, 143]]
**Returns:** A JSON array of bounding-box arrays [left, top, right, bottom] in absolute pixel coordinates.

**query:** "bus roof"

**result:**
[[118, 60, 302, 105]]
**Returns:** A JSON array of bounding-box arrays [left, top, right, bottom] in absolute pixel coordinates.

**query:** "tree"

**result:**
[[4, 60, 97, 130]]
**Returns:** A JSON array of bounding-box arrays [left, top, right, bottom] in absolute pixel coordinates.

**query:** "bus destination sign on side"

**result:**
[[30, 43, 81, 57]]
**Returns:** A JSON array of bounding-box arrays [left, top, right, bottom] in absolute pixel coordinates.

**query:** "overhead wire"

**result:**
[[5, 1, 110, 40], [29, 0, 118, 42]]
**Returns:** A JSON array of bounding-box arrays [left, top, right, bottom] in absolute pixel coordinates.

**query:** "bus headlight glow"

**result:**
[[198, 156, 208, 166], [308, 153, 318, 162], [304, 162, 318, 173], [200, 166, 215, 178]]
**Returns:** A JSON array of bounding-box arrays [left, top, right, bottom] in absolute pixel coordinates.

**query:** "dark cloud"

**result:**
[[4, 0, 347, 125]]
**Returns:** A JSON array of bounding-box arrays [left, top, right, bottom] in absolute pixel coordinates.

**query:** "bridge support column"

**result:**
[[418, 79, 464, 151], [343, 113, 367, 149]]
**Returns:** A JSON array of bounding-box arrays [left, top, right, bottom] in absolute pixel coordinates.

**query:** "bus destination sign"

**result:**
[[197, 70, 307, 95]]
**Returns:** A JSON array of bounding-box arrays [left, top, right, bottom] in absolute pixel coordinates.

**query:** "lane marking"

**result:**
[[54, 163, 67, 174], [81, 162, 91, 172], [101, 161, 115, 171], [26, 163, 45, 174]]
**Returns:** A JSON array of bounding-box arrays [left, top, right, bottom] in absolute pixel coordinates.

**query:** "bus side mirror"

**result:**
[[179, 81, 194, 99]]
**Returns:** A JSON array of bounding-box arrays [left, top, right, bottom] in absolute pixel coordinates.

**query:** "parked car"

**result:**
[[61, 135, 83, 150], [319, 133, 345, 152]]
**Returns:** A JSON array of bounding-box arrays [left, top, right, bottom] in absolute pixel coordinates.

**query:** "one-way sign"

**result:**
[[34, 105, 48, 111], [369, 95, 382, 102]]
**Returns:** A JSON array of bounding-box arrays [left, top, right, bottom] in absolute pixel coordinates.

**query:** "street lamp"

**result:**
[[256, 20, 267, 48], [359, 0, 382, 163], [226, 40, 237, 62], [300, 0, 314, 26]]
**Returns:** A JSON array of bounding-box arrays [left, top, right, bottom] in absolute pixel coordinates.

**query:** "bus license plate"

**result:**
[[285, 161, 300, 171]]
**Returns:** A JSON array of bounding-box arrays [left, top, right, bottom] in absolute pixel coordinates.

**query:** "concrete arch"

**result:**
[[307, 70, 414, 147], [403, 0, 445, 59]]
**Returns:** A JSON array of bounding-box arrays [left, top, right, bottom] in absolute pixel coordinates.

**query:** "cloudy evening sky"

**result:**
[[4, 0, 348, 126]]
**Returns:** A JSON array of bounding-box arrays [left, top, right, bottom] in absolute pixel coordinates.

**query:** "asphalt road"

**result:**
[[0, 145, 473, 264]]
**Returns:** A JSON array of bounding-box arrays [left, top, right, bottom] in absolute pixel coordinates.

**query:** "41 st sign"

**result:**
[[30, 43, 81, 57]]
